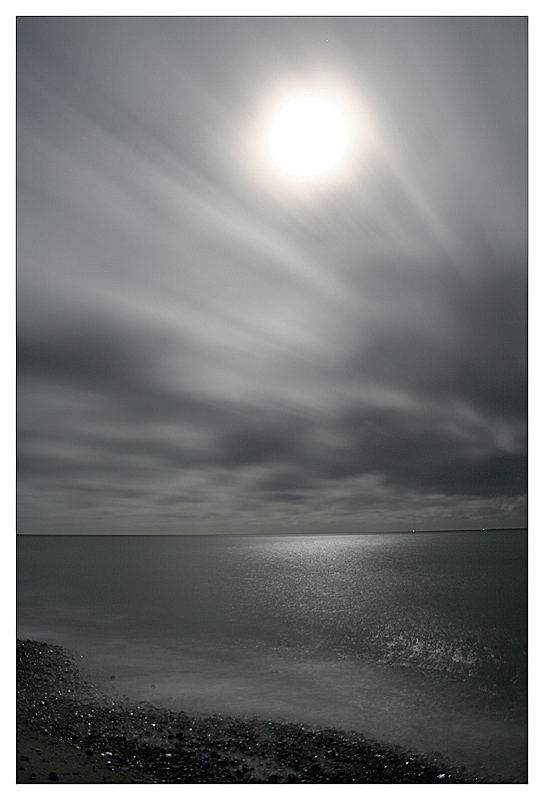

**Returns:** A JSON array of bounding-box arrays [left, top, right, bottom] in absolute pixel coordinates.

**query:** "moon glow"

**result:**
[[267, 93, 350, 180]]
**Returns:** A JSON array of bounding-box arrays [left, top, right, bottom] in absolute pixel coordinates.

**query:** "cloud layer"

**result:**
[[17, 17, 527, 532]]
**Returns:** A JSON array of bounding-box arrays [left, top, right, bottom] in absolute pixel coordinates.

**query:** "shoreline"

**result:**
[[17, 638, 478, 784]]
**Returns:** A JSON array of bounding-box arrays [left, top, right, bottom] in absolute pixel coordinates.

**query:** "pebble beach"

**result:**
[[16, 639, 477, 784]]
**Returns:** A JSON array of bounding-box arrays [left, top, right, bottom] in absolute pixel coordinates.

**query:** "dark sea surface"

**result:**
[[17, 530, 527, 781]]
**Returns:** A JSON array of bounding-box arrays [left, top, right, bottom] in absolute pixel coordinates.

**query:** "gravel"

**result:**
[[17, 639, 477, 783]]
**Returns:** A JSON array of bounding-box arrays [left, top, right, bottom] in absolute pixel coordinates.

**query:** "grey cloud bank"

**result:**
[[17, 17, 527, 533]]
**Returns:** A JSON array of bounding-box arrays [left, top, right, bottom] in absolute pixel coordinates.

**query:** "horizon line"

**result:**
[[16, 527, 528, 536]]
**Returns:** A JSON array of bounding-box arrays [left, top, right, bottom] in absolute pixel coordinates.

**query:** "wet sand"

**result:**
[[17, 639, 476, 784]]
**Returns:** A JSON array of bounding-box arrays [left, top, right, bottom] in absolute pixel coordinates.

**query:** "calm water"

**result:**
[[17, 531, 527, 781]]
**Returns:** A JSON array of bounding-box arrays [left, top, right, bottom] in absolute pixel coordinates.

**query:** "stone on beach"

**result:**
[[17, 639, 474, 784]]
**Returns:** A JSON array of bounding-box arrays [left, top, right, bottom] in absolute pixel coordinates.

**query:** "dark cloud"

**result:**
[[17, 17, 527, 533]]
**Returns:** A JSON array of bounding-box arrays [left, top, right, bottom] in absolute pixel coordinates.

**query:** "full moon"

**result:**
[[267, 93, 350, 180]]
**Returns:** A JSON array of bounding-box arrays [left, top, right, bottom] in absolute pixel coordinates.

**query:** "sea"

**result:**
[[16, 530, 527, 782]]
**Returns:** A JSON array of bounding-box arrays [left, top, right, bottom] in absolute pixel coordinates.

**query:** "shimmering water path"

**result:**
[[17, 531, 527, 781]]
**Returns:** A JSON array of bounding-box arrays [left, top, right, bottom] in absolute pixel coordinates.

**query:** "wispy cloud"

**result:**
[[17, 17, 527, 532]]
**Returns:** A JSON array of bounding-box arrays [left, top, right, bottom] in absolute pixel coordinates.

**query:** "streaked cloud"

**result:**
[[17, 17, 527, 532]]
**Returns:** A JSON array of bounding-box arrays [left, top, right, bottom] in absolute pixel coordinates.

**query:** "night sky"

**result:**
[[17, 17, 527, 534]]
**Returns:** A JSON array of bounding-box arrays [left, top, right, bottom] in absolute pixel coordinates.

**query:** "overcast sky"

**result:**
[[17, 17, 527, 533]]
